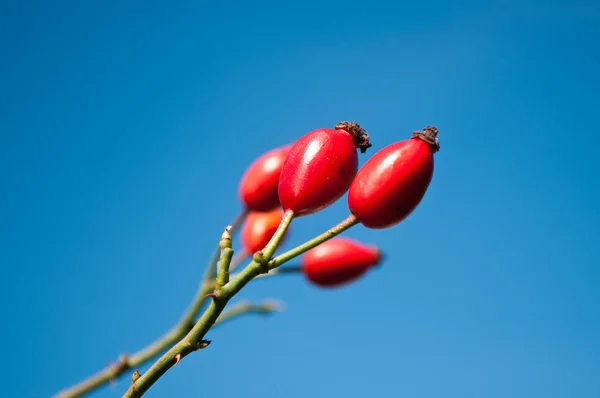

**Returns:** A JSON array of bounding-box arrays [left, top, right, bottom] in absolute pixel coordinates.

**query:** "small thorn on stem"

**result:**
[[203, 290, 224, 301], [198, 340, 211, 349], [203, 291, 221, 301], [174, 353, 182, 365], [132, 370, 141, 383]]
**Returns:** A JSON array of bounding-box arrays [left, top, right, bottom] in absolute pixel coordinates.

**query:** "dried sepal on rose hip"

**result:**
[[348, 126, 440, 229], [301, 237, 382, 288], [239, 144, 292, 212], [241, 208, 287, 254], [278, 122, 372, 217]]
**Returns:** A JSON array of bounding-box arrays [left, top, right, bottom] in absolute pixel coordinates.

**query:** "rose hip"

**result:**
[[278, 122, 371, 217], [239, 144, 292, 212], [241, 208, 287, 254], [348, 126, 440, 229], [301, 237, 382, 288]]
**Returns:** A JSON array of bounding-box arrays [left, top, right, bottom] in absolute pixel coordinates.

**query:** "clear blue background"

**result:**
[[1, 1, 599, 397]]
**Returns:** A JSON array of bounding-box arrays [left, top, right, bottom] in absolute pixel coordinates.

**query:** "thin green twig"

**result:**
[[268, 214, 359, 270], [215, 227, 234, 291], [53, 210, 248, 398], [123, 213, 359, 397], [213, 299, 284, 328]]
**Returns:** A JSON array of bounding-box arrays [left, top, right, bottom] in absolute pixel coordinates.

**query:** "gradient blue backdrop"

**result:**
[[1, 1, 599, 397]]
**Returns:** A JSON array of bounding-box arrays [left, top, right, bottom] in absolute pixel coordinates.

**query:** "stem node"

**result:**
[[252, 250, 267, 264], [203, 290, 224, 301], [252, 251, 270, 273], [131, 370, 141, 383]]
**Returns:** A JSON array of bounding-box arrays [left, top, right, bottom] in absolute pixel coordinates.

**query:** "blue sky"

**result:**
[[1, 1, 599, 397]]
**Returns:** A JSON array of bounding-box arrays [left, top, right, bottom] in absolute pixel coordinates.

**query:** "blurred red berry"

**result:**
[[278, 122, 371, 217], [239, 145, 292, 212], [301, 237, 382, 288], [241, 208, 286, 254], [348, 126, 440, 229]]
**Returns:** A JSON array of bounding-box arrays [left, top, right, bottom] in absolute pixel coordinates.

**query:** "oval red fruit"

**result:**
[[302, 237, 382, 288], [348, 126, 440, 229], [278, 122, 371, 217], [239, 145, 292, 212], [241, 208, 286, 254]]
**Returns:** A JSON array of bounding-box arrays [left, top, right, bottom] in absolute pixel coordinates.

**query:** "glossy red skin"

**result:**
[[302, 237, 381, 288], [239, 145, 292, 212], [278, 128, 358, 217], [348, 138, 434, 229], [241, 208, 285, 253]]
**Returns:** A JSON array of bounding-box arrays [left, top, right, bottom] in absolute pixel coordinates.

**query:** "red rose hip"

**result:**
[[278, 122, 371, 217], [301, 237, 382, 288], [239, 144, 292, 212], [348, 126, 440, 229], [241, 208, 287, 254]]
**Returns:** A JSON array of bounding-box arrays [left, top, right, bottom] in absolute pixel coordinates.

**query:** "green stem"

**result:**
[[215, 228, 234, 291], [53, 210, 248, 398], [124, 213, 360, 398], [124, 300, 225, 398], [213, 299, 283, 328], [268, 214, 359, 270], [262, 209, 295, 260], [52, 298, 277, 398], [179, 209, 247, 336], [251, 264, 303, 281], [203, 209, 248, 282]]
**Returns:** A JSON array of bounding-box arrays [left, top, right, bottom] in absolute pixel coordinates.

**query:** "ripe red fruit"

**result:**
[[241, 208, 286, 254], [239, 145, 292, 212], [278, 122, 371, 217], [301, 237, 382, 288], [348, 126, 440, 229]]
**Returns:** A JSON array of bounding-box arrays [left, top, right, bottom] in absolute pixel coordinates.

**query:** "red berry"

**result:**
[[278, 122, 371, 217], [239, 145, 292, 212], [301, 237, 382, 288], [348, 126, 440, 229], [241, 208, 286, 254]]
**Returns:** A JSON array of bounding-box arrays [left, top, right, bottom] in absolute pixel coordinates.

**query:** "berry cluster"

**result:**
[[239, 122, 439, 287]]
